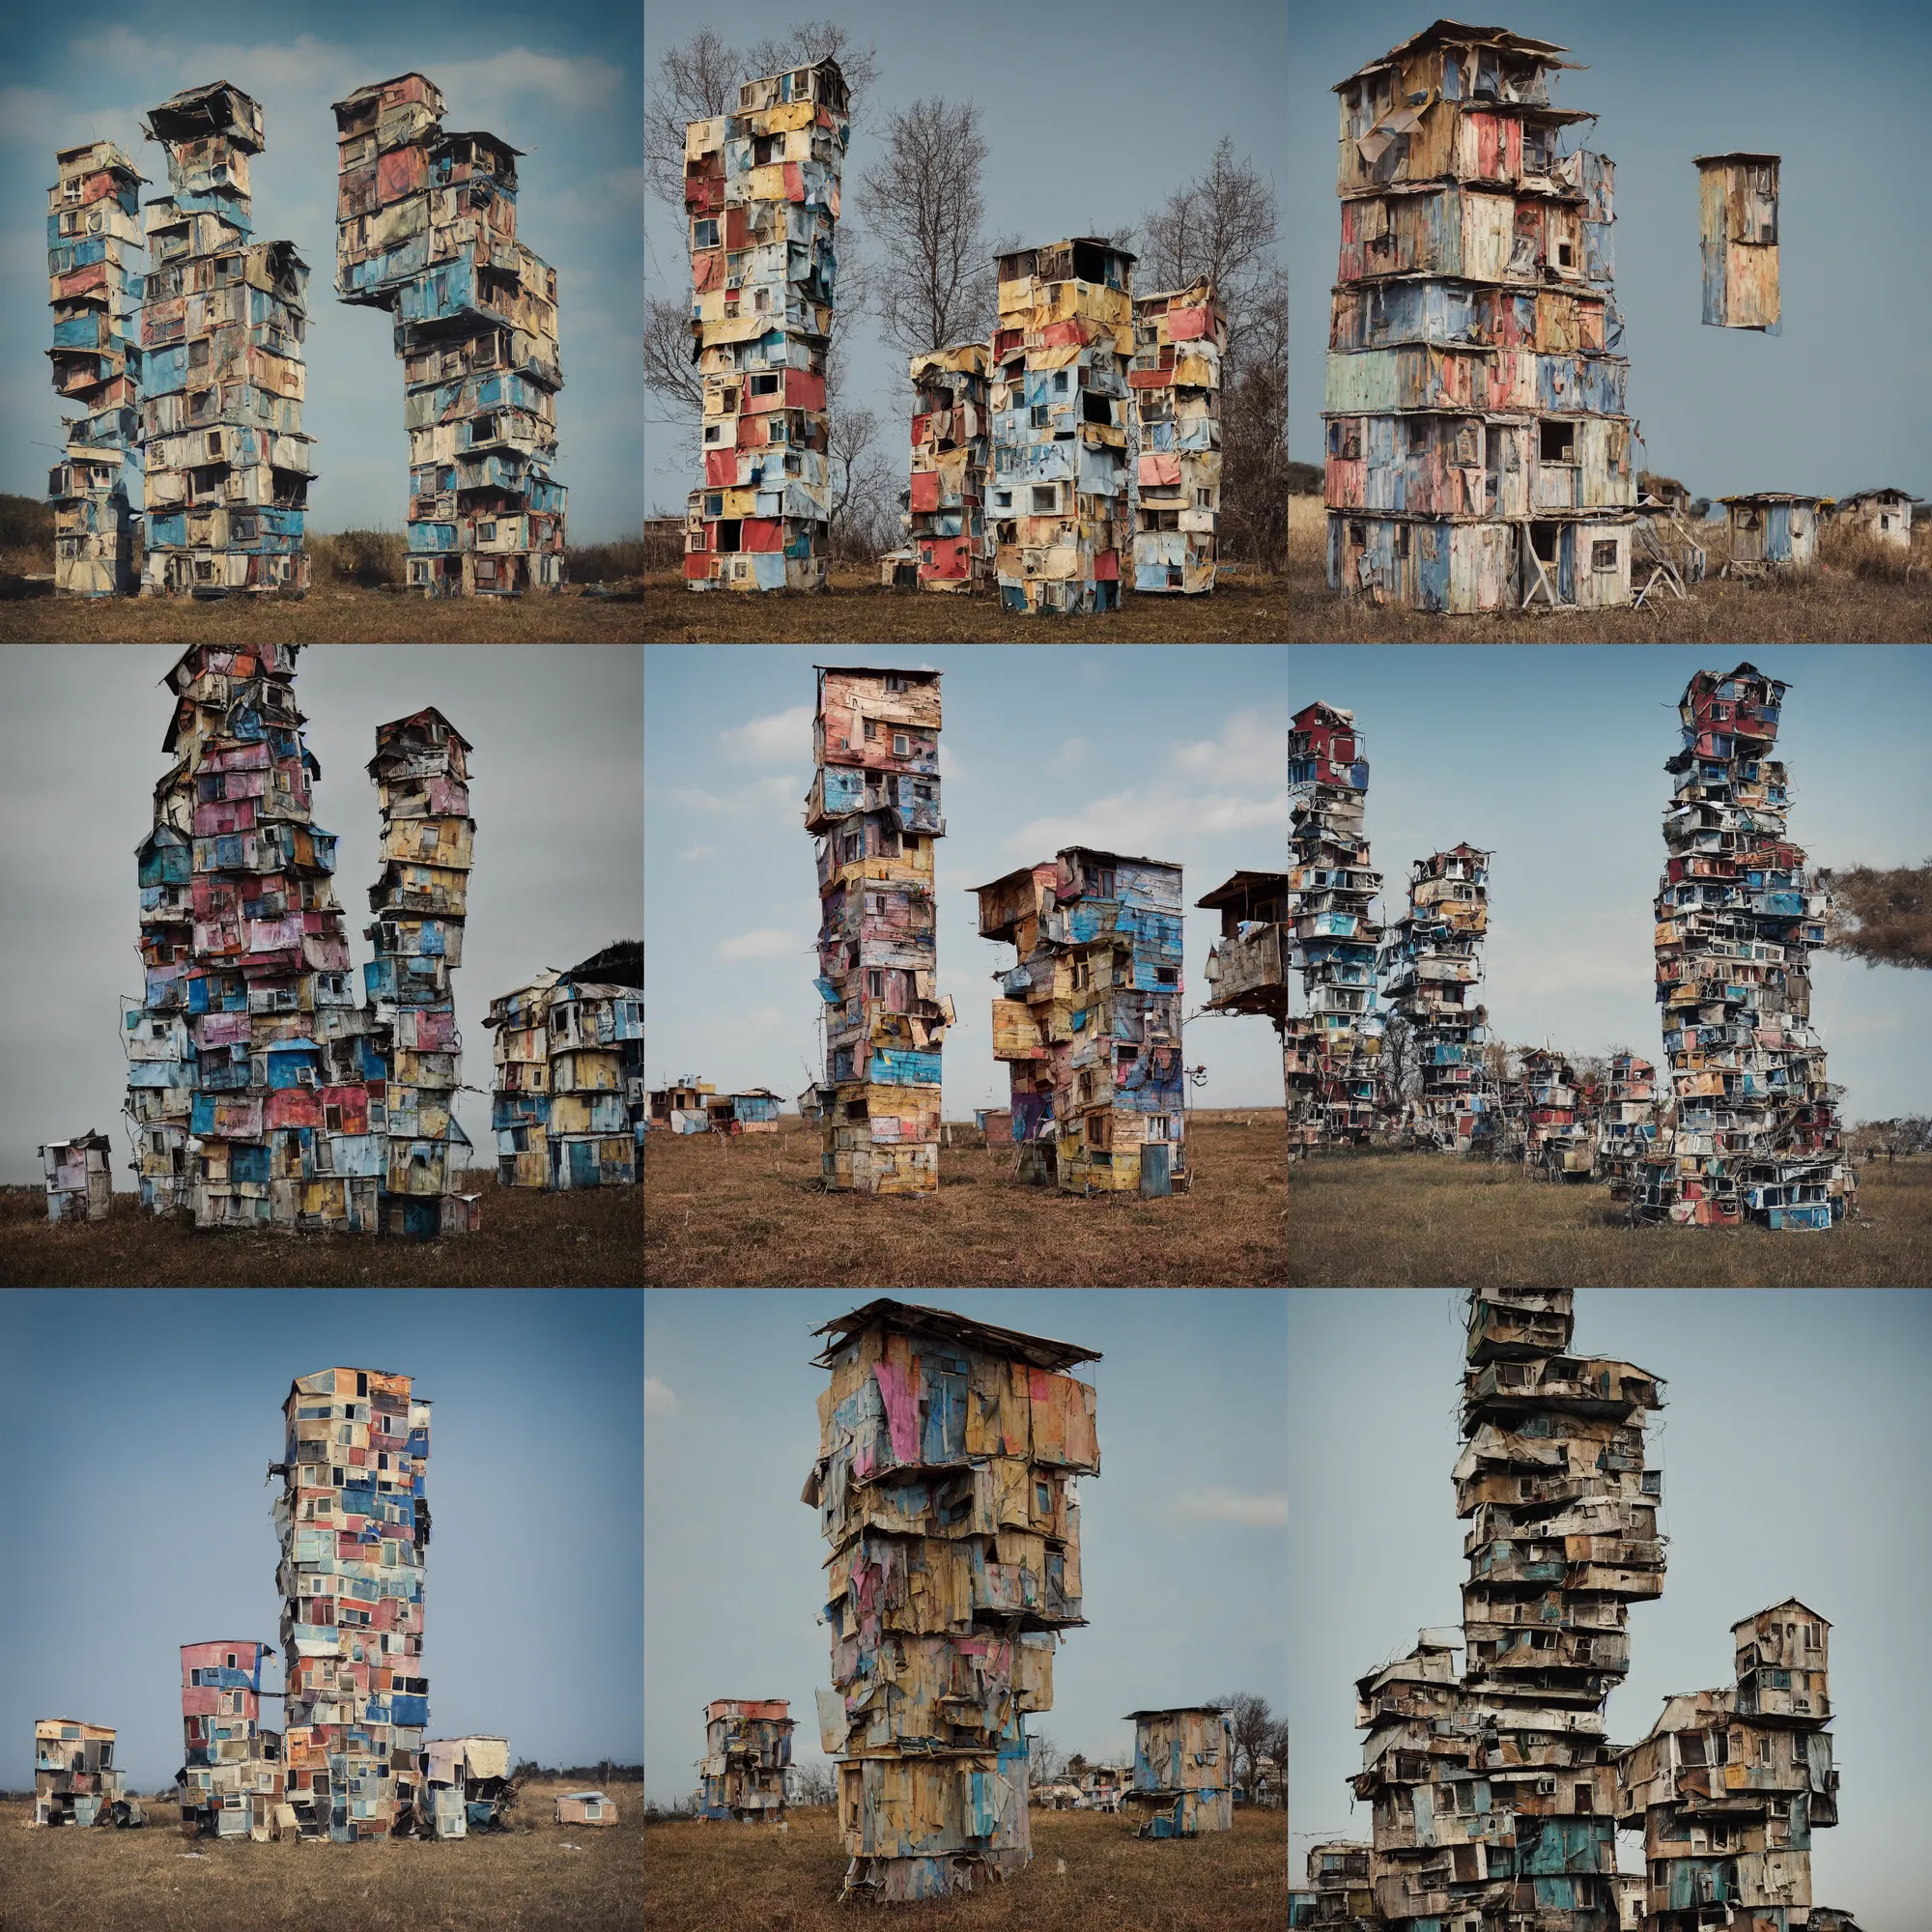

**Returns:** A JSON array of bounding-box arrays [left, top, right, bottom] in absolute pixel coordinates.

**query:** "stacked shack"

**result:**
[[1513, 1046, 1595, 1179], [46, 139, 146, 596], [177, 1639, 282, 1839], [423, 1736, 511, 1837], [989, 238, 1136, 613], [806, 667, 950, 1194], [40, 1130, 114, 1223], [804, 1299, 1100, 1902], [1595, 1052, 1659, 1200], [1351, 1288, 1666, 1929], [682, 58, 847, 591], [125, 643, 367, 1231], [1290, 1842, 1378, 1927], [1324, 22, 1635, 612], [976, 848, 1186, 1196], [1616, 1601, 1851, 1927], [1199, 871, 1290, 1110], [482, 942, 644, 1189], [1695, 153, 1779, 332], [1642, 664, 1853, 1230], [138, 82, 313, 596], [1122, 1707, 1236, 1837], [270, 1365, 432, 1841], [697, 1699, 794, 1822], [1380, 845, 1492, 1150], [364, 708, 476, 1236], [33, 1720, 125, 1826], [332, 72, 565, 594], [907, 344, 991, 591], [1129, 278, 1224, 593], [1287, 702, 1383, 1148]]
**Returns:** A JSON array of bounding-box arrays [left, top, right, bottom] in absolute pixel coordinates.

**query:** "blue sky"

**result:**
[[644, 0, 1289, 515], [1286, 1, 1931, 499], [1282, 645, 1932, 1123], [0, 1289, 642, 1791], [1288, 1288, 1932, 1924], [644, 1288, 1287, 1805], [643, 644, 1290, 1115], [0, 645, 641, 1187], [1, 0, 642, 541]]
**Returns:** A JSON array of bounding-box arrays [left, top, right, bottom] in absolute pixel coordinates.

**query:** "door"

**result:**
[[1767, 501, 1791, 561], [569, 1140, 598, 1189], [1140, 1143, 1171, 1198]]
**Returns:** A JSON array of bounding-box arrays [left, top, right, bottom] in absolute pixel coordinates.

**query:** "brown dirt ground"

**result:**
[[0, 1781, 639, 1932], [644, 1111, 1286, 1287], [1282, 495, 1932, 642], [0, 1172, 641, 1288], [1289, 1150, 1932, 1287], [642, 1804, 1286, 1932], [641, 569, 1291, 642]]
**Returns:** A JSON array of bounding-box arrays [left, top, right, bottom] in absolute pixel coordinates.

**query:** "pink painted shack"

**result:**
[[177, 1638, 285, 1839]]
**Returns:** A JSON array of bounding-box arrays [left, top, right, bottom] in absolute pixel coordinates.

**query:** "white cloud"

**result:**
[[644, 1376, 680, 1417], [1004, 784, 1285, 861], [720, 928, 803, 961], [1169, 1490, 1288, 1528], [678, 843, 717, 862], [720, 704, 812, 765], [434, 50, 623, 118], [667, 773, 802, 814], [1169, 709, 1285, 791]]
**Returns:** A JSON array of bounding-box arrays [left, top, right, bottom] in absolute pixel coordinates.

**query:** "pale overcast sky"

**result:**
[[643, 644, 1290, 1116], [1282, 645, 1932, 1124], [0, 1289, 642, 1790], [644, 1288, 1288, 1807], [0, 645, 640, 1188], [1288, 1288, 1932, 1926], [1287, 1, 1931, 499], [0, 0, 642, 541]]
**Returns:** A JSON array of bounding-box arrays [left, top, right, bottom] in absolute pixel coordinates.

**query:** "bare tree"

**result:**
[[1027, 1733, 1066, 1787], [1822, 861, 1932, 970], [644, 295, 704, 419], [1210, 1691, 1276, 1804], [826, 404, 880, 552], [1259, 1717, 1290, 1806], [1137, 138, 1280, 348], [789, 1762, 837, 1805], [859, 99, 998, 362]]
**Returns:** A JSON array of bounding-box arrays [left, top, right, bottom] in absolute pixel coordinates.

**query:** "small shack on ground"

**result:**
[[554, 1789, 618, 1827], [1834, 488, 1913, 549], [1720, 492, 1821, 572]]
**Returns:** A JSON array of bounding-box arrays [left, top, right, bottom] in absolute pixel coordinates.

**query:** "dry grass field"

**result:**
[[641, 569, 1291, 642], [643, 1804, 1286, 1932], [0, 1174, 641, 1288], [0, 1780, 639, 1932], [1289, 1151, 1932, 1287], [644, 1111, 1286, 1286], [1283, 494, 1932, 641]]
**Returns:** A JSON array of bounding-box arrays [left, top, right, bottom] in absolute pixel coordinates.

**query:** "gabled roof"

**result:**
[[1732, 1597, 1833, 1632], [811, 1298, 1100, 1373], [1293, 699, 1356, 730], [1335, 19, 1578, 91]]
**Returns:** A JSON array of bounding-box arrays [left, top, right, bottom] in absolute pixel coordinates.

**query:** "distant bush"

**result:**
[[0, 494, 54, 551], [566, 540, 646, 583], [1287, 459, 1323, 496], [312, 528, 406, 587]]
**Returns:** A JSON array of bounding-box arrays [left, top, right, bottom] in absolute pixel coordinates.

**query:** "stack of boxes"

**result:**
[[1595, 1052, 1659, 1200], [804, 1298, 1099, 1902], [1514, 1046, 1595, 1179], [46, 140, 145, 596], [1643, 663, 1853, 1230], [485, 972, 557, 1185], [271, 1365, 432, 1841], [1197, 871, 1291, 1112], [1323, 23, 1636, 612], [806, 667, 949, 1194], [332, 72, 566, 595], [1128, 278, 1225, 594], [177, 1639, 282, 1840], [364, 708, 477, 1236], [697, 1699, 794, 1822], [1289, 1843, 1378, 1928], [33, 1719, 123, 1826], [1351, 1288, 1666, 1929], [682, 58, 848, 592], [138, 82, 313, 597], [1287, 702, 1384, 1147], [39, 1130, 114, 1222], [423, 1735, 512, 1837], [1380, 845, 1492, 1151], [977, 848, 1187, 1197], [1121, 1707, 1236, 1837], [1616, 1601, 1849, 1928], [989, 238, 1136, 613], [907, 344, 991, 591], [125, 643, 369, 1231]]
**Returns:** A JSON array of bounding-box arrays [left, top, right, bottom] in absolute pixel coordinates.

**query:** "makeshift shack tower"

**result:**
[[697, 1700, 794, 1822], [1286, 702, 1383, 1149], [270, 1365, 431, 1841], [331, 73, 566, 594], [46, 139, 145, 596], [683, 59, 848, 590], [138, 82, 313, 595], [805, 1299, 1100, 1902], [33, 1720, 124, 1826], [1122, 1707, 1236, 1836], [177, 1640, 281, 1839], [1351, 1290, 1666, 1928], [1324, 22, 1636, 611], [1379, 845, 1492, 1151], [39, 1130, 113, 1223], [806, 667, 950, 1193], [1696, 153, 1779, 332], [1129, 278, 1225, 593], [907, 344, 991, 590], [1198, 871, 1290, 1114], [1642, 663, 1853, 1230], [975, 849, 1186, 1196], [989, 238, 1136, 613]]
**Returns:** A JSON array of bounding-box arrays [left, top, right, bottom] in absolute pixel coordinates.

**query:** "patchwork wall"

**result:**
[[177, 1639, 281, 1839], [1123, 1707, 1236, 1837], [1129, 278, 1224, 593], [907, 343, 991, 591], [1380, 844, 1492, 1151], [33, 1719, 124, 1827], [1696, 152, 1779, 331], [698, 1699, 793, 1822]]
